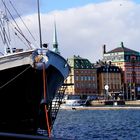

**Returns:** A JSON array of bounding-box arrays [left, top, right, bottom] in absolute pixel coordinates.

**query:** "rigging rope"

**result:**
[[14, 27, 32, 49], [1, 0, 23, 37], [9, 0, 36, 41], [1, 0, 34, 50], [14, 32, 31, 49], [0, 65, 32, 89]]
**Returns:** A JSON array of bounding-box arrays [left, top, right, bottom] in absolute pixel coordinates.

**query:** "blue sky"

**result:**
[[41, 0, 106, 12], [41, 0, 140, 13]]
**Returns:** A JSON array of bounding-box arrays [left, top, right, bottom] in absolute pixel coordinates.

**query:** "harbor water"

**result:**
[[52, 109, 140, 140]]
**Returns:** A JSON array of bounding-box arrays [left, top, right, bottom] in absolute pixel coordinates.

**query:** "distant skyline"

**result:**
[[0, 0, 140, 62]]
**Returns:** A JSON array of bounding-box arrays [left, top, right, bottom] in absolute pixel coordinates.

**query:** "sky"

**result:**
[[1, 0, 140, 62]]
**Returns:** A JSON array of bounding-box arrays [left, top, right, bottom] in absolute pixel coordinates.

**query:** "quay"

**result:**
[[61, 105, 140, 110], [60, 100, 140, 110]]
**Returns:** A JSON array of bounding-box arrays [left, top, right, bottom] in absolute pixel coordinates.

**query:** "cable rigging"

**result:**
[[9, 0, 36, 42], [1, 0, 36, 50]]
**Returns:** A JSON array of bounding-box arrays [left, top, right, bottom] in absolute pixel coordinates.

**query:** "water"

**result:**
[[52, 109, 140, 140]]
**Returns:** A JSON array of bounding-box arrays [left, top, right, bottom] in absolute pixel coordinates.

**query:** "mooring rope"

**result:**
[[42, 63, 51, 137], [0, 65, 32, 89]]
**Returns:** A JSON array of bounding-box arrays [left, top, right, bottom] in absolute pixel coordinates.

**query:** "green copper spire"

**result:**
[[52, 20, 60, 54]]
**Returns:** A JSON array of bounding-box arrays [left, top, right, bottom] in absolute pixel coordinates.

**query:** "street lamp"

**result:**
[[105, 64, 109, 100]]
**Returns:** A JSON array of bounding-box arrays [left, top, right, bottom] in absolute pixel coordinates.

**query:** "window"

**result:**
[[84, 76, 87, 81], [88, 76, 91, 81], [75, 76, 78, 81]]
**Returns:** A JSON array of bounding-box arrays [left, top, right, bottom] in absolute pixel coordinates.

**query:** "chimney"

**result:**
[[103, 44, 106, 54], [121, 42, 124, 48]]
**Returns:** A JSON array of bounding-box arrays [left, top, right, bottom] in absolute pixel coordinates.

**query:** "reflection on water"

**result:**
[[52, 109, 140, 140]]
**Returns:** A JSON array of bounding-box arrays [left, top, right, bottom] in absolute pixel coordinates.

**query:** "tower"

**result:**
[[52, 21, 60, 54]]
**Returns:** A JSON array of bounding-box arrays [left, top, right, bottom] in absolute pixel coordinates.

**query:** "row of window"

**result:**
[[75, 76, 95, 81], [126, 68, 140, 72], [102, 68, 120, 72], [127, 79, 140, 83], [103, 80, 121, 84], [103, 75, 121, 80], [104, 55, 123, 61], [75, 83, 96, 88], [126, 73, 140, 77], [104, 55, 140, 62], [103, 84, 121, 89], [75, 70, 95, 74]]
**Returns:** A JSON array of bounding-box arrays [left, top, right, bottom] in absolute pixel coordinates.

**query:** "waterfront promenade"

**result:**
[[60, 100, 140, 110], [60, 105, 140, 110]]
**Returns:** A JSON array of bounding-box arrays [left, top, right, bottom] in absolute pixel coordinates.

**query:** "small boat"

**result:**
[[60, 95, 87, 110], [0, 0, 70, 138]]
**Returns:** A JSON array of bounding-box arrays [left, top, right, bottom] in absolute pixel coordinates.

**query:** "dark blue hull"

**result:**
[[0, 49, 70, 137], [0, 64, 64, 135]]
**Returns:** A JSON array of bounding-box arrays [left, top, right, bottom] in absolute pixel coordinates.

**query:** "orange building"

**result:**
[[96, 62, 122, 100]]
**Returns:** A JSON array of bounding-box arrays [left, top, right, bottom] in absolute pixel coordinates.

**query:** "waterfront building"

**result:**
[[102, 42, 140, 100], [95, 61, 122, 100], [65, 55, 97, 97]]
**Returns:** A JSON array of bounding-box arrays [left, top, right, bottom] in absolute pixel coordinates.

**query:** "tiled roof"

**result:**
[[68, 55, 94, 69], [74, 59, 92, 69], [107, 47, 138, 53], [107, 47, 138, 54], [105, 42, 138, 54]]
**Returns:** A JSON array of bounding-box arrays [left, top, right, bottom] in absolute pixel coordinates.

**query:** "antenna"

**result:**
[[37, 0, 42, 48]]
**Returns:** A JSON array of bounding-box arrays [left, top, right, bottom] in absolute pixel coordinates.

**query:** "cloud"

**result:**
[[0, 0, 37, 16], [1, 0, 140, 63]]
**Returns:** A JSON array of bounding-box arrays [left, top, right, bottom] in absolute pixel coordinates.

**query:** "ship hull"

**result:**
[[0, 49, 70, 135]]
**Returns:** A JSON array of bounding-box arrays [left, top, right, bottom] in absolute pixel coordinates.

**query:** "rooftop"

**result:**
[[106, 42, 138, 54]]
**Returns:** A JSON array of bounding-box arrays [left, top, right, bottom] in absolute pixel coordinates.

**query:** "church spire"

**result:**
[[52, 20, 60, 54]]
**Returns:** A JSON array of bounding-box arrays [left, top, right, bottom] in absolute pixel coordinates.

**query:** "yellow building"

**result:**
[[65, 55, 97, 97]]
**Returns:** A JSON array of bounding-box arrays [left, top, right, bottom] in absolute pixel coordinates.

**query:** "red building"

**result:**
[[102, 42, 140, 100]]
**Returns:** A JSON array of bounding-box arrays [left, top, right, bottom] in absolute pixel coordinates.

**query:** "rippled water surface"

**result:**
[[52, 109, 140, 140]]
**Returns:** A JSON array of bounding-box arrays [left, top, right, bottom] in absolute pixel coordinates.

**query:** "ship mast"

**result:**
[[37, 0, 52, 137], [37, 0, 42, 48]]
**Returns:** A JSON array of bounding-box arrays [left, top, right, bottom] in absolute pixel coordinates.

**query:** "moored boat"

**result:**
[[0, 48, 70, 134], [0, 0, 70, 138]]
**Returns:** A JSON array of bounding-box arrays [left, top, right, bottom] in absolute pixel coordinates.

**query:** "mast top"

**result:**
[[52, 20, 60, 54]]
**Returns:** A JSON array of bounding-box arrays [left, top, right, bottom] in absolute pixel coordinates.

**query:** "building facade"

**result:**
[[96, 61, 122, 100], [102, 42, 140, 100], [65, 55, 97, 97]]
